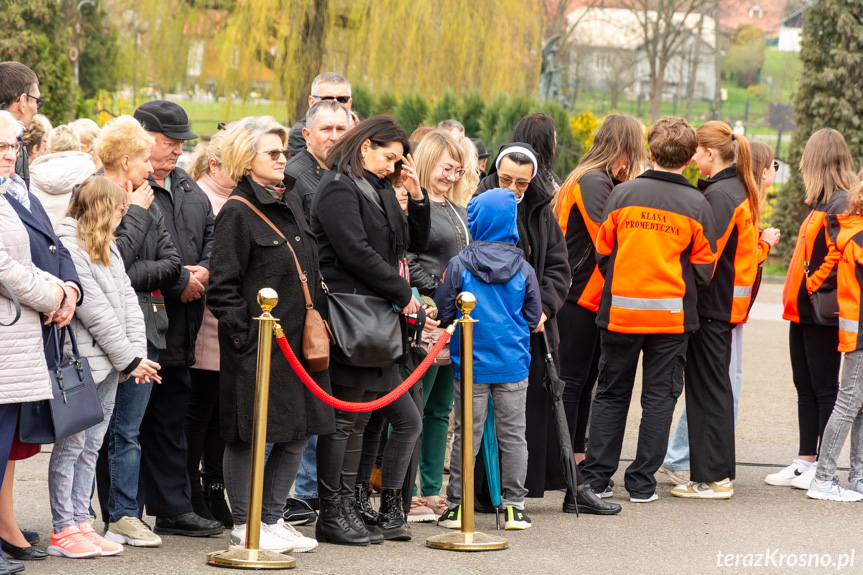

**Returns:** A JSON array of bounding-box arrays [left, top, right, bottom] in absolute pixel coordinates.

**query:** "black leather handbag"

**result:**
[[326, 291, 404, 368], [19, 325, 104, 443]]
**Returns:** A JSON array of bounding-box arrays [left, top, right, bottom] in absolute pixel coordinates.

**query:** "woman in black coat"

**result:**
[[207, 117, 333, 553], [311, 116, 430, 545]]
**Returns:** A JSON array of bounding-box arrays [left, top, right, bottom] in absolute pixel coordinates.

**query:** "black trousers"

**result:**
[[582, 329, 688, 499], [789, 322, 841, 457], [137, 366, 194, 517], [558, 301, 601, 453], [185, 369, 226, 493], [685, 317, 735, 482]]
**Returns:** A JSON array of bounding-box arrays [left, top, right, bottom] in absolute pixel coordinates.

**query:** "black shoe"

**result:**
[[0, 555, 24, 574], [1, 539, 46, 560], [21, 531, 39, 546], [354, 483, 379, 525], [377, 489, 411, 541], [154, 512, 224, 536], [342, 497, 383, 544], [204, 482, 234, 529], [564, 488, 622, 515], [314, 498, 370, 547], [191, 492, 218, 524], [284, 497, 317, 526], [474, 491, 495, 514]]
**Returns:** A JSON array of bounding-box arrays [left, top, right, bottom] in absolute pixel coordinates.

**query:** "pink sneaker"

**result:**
[[46, 525, 101, 558], [79, 522, 124, 556]]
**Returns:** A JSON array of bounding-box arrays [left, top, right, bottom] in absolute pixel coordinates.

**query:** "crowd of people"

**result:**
[[1, 61, 862, 573]]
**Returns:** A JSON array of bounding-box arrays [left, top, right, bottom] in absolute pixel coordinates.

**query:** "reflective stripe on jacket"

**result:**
[[828, 214, 863, 352]]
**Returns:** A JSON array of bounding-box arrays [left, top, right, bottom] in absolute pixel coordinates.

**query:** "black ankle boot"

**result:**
[[315, 498, 370, 546], [204, 482, 234, 529], [191, 480, 217, 523], [355, 483, 379, 525], [342, 497, 384, 544], [377, 489, 410, 541]]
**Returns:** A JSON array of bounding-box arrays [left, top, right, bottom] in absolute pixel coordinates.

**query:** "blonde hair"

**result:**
[[696, 120, 761, 223], [749, 141, 774, 195], [69, 118, 101, 147], [187, 130, 226, 181], [554, 114, 645, 218], [848, 179, 863, 216], [65, 177, 127, 265], [414, 130, 465, 205], [94, 115, 155, 168], [22, 114, 52, 154], [800, 128, 858, 206], [221, 116, 287, 184], [48, 125, 81, 153], [454, 136, 479, 207]]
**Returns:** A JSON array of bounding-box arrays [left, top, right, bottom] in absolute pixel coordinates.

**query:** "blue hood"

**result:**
[[467, 188, 519, 244]]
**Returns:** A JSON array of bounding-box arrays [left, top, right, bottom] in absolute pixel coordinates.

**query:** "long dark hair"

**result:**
[[511, 113, 556, 171], [327, 115, 410, 179]]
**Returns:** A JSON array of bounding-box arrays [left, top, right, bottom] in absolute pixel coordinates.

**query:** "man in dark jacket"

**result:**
[[287, 72, 353, 155], [0, 61, 41, 189], [133, 100, 221, 537], [285, 99, 351, 222]]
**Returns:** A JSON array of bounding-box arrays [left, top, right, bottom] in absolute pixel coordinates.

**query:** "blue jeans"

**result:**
[[106, 346, 158, 522], [293, 436, 317, 500], [663, 324, 743, 471]]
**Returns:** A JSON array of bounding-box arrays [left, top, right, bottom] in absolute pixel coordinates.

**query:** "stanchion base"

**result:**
[[426, 531, 508, 552], [207, 546, 296, 569]]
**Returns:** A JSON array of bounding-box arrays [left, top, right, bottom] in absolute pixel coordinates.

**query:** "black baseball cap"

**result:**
[[471, 138, 489, 160], [133, 100, 198, 140]]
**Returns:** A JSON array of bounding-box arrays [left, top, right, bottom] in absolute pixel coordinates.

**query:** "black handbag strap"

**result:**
[[44, 325, 82, 371], [0, 280, 21, 327]]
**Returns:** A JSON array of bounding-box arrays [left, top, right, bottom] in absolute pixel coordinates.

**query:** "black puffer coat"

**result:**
[[115, 202, 182, 349], [207, 176, 335, 443]]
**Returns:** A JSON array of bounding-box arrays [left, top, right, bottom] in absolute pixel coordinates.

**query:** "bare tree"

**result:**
[[684, 7, 706, 120], [605, 49, 642, 109]]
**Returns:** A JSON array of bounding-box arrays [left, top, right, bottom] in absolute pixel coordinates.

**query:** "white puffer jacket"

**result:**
[[55, 218, 147, 383], [0, 194, 63, 405], [30, 152, 96, 229]]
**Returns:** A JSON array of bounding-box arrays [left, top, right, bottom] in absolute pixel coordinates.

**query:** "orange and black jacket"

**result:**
[[828, 214, 863, 352], [782, 190, 849, 324], [596, 170, 717, 334], [695, 166, 761, 323], [556, 170, 619, 312]]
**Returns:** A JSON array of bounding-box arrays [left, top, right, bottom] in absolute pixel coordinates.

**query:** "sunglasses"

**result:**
[[26, 94, 44, 109], [312, 95, 351, 104], [257, 148, 290, 161], [773, 161, 780, 171], [498, 173, 531, 191]]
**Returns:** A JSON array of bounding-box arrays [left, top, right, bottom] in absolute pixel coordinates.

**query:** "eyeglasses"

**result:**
[[498, 173, 531, 191], [437, 163, 466, 180], [773, 161, 780, 172], [312, 95, 351, 104], [26, 94, 44, 109], [0, 142, 22, 155], [257, 149, 290, 161], [116, 204, 129, 216]]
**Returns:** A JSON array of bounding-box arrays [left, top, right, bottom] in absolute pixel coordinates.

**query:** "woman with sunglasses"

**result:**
[[207, 116, 332, 553], [49, 176, 161, 559]]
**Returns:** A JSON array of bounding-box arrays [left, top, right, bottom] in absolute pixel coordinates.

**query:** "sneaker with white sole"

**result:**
[[629, 492, 659, 503], [46, 525, 101, 558], [265, 519, 318, 553], [790, 464, 817, 490], [658, 466, 690, 485], [78, 522, 123, 556], [437, 505, 461, 529], [596, 486, 613, 499], [230, 523, 293, 553], [671, 479, 734, 499], [106, 516, 162, 547], [848, 479, 863, 494], [503, 506, 532, 530], [407, 497, 437, 523], [806, 477, 863, 502], [765, 459, 812, 487]]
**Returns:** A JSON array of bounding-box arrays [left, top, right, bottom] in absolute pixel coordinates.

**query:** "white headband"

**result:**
[[495, 146, 538, 179]]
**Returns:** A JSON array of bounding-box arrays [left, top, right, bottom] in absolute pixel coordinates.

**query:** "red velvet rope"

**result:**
[[275, 325, 454, 412]]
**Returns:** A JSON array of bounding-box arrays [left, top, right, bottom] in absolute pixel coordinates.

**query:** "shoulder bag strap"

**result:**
[[0, 280, 21, 327], [445, 200, 471, 248], [801, 209, 816, 286], [226, 196, 315, 309]]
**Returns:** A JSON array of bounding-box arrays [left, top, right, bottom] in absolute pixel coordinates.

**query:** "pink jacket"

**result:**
[[192, 173, 234, 371]]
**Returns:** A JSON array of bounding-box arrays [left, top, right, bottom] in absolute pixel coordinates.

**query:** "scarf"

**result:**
[[348, 166, 409, 261], [265, 184, 286, 199]]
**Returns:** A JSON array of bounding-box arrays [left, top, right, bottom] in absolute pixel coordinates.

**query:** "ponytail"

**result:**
[[734, 135, 761, 224], [696, 121, 760, 224]]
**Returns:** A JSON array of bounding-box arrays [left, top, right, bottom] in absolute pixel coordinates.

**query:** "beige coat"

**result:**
[[0, 193, 63, 405]]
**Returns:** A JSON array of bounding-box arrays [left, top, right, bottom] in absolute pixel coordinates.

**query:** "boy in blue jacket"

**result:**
[[433, 188, 542, 530]]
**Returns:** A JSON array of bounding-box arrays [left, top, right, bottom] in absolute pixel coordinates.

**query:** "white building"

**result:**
[[777, 8, 803, 52]]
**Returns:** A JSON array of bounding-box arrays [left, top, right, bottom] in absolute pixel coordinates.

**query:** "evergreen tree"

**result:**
[[773, 0, 863, 262]]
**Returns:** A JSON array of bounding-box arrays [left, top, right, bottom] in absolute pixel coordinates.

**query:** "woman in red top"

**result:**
[[765, 129, 859, 488]]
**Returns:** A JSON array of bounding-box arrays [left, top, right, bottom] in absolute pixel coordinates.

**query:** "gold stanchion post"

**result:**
[[208, 289, 296, 569], [426, 292, 508, 552]]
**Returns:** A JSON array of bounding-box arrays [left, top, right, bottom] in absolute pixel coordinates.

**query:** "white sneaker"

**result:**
[[264, 519, 318, 553], [764, 459, 812, 487], [790, 464, 817, 490], [629, 492, 658, 503], [230, 523, 293, 553], [806, 477, 863, 502]]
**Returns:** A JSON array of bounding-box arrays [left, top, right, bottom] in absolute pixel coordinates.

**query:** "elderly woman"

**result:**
[[0, 110, 65, 573], [30, 125, 97, 227], [207, 116, 333, 554], [69, 118, 102, 171], [311, 115, 429, 545]]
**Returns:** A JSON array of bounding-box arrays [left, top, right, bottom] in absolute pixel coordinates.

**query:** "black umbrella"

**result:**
[[541, 331, 579, 515]]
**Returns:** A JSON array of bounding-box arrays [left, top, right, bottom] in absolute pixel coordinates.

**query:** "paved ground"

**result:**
[[10, 283, 862, 575]]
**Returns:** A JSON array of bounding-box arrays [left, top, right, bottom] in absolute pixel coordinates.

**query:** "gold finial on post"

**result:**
[[208, 289, 295, 569], [427, 292, 508, 552]]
